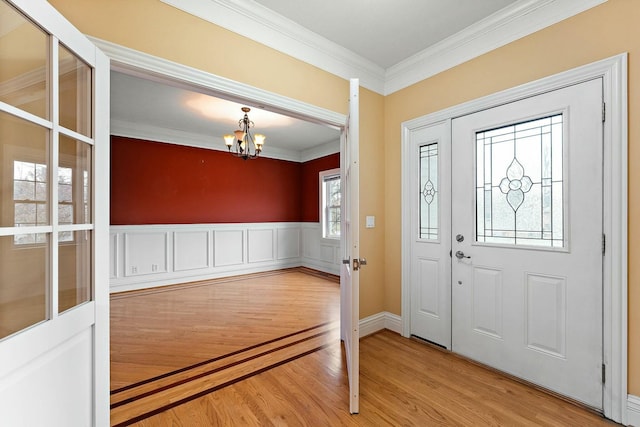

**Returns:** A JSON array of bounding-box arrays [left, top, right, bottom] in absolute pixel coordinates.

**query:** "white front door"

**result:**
[[0, 1, 110, 425], [340, 78, 360, 414], [451, 78, 603, 408]]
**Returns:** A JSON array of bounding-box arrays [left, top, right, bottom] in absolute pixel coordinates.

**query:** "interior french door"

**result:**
[[0, 1, 109, 425], [340, 78, 360, 414], [450, 79, 603, 408]]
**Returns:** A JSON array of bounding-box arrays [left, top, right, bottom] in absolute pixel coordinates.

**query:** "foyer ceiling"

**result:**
[[112, 0, 602, 160], [250, 0, 517, 69]]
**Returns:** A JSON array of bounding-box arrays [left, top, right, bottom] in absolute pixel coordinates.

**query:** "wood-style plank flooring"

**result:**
[[110, 268, 617, 426]]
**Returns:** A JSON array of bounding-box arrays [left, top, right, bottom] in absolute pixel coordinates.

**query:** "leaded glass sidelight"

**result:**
[[476, 114, 564, 247], [419, 143, 438, 240]]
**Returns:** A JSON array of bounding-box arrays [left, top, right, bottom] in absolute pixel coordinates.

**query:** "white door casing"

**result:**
[[451, 78, 603, 408], [340, 78, 360, 414], [408, 121, 452, 348], [90, 37, 359, 414], [0, 0, 110, 425], [401, 54, 627, 423]]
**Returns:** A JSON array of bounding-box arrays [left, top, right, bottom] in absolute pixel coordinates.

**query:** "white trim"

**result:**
[[385, 0, 607, 94], [300, 140, 340, 163], [110, 222, 341, 292], [401, 54, 627, 423], [628, 395, 640, 427], [111, 119, 304, 162], [88, 37, 345, 128], [359, 312, 402, 338], [92, 37, 343, 162], [159, 0, 605, 95], [91, 37, 112, 427], [112, 118, 339, 162], [159, 0, 386, 94]]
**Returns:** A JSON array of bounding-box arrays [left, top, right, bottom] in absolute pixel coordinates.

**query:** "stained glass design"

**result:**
[[476, 114, 564, 247], [420, 143, 438, 240]]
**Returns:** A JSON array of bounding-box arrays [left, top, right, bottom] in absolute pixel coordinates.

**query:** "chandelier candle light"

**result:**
[[223, 107, 266, 160]]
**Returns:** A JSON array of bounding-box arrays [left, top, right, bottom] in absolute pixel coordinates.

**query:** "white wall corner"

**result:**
[[300, 139, 340, 163], [628, 395, 640, 426], [359, 312, 402, 338]]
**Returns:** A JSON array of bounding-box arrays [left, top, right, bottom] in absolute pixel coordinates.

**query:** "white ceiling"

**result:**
[[251, 0, 517, 69], [112, 0, 603, 161]]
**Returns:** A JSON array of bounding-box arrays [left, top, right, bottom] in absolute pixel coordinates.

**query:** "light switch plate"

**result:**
[[366, 216, 375, 228]]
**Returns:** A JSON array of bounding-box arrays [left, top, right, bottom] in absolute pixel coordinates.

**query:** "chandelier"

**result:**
[[223, 107, 265, 160]]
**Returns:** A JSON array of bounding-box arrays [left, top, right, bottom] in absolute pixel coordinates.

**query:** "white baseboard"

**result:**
[[359, 311, 402, 338], [109, 262, 300, 293], [628, 394, 640, 426]]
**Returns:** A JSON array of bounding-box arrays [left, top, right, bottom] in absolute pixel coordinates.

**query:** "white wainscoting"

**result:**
[[110, 222, 340, 292], [300, 223, 341, 274]]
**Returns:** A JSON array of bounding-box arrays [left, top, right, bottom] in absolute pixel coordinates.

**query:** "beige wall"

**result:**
[[385, 0, 639, 394], [48, 0, 388, 319], [49, 0, 638, 395]]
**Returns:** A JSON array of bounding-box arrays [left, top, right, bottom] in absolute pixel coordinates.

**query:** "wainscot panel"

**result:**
[[300, 223, 340, 276], [110, 222, 340, 292]]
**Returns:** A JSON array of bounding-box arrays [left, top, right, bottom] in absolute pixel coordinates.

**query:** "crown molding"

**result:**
[[111, 119, 338, 163], [159, 0, 386, 94], [300, 139, 340, 163], [385, 0, 607, 94], [160, 0, 606, 96], [111, 119, 302, 162]]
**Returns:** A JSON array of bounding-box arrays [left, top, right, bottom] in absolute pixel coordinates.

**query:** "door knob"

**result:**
[[455, 250, 471, 260], [353, 258, 367, 270]]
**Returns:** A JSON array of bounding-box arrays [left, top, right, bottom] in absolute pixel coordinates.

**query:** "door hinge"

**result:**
[[602, 233, 606, 255], [602, 364, 606, 383], [602, 102, 606, 122]]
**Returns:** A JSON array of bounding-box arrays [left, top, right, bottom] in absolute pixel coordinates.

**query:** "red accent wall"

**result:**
[[300, 153, 340, 222], [110, 137, 339, 225]]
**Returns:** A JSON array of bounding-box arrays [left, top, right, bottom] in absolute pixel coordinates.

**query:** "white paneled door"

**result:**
[[340, 78, 360, 414], [451, 79, 603, 409]]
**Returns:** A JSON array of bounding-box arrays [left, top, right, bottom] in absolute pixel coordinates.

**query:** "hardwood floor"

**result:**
[[111, 269, 617, 426]]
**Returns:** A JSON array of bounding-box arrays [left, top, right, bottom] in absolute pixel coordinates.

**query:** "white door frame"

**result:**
[[401, 54, 628, 424], [89, 36, 361, 409]]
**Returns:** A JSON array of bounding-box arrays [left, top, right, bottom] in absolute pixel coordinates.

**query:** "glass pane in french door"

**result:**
[[59, 134, 91, 224], [0, 111, 49, 229], [59, 44, 91, 137], [59, 230, 91, 313], [0, 0, 49, 119], [0, 234, 49, 339]]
